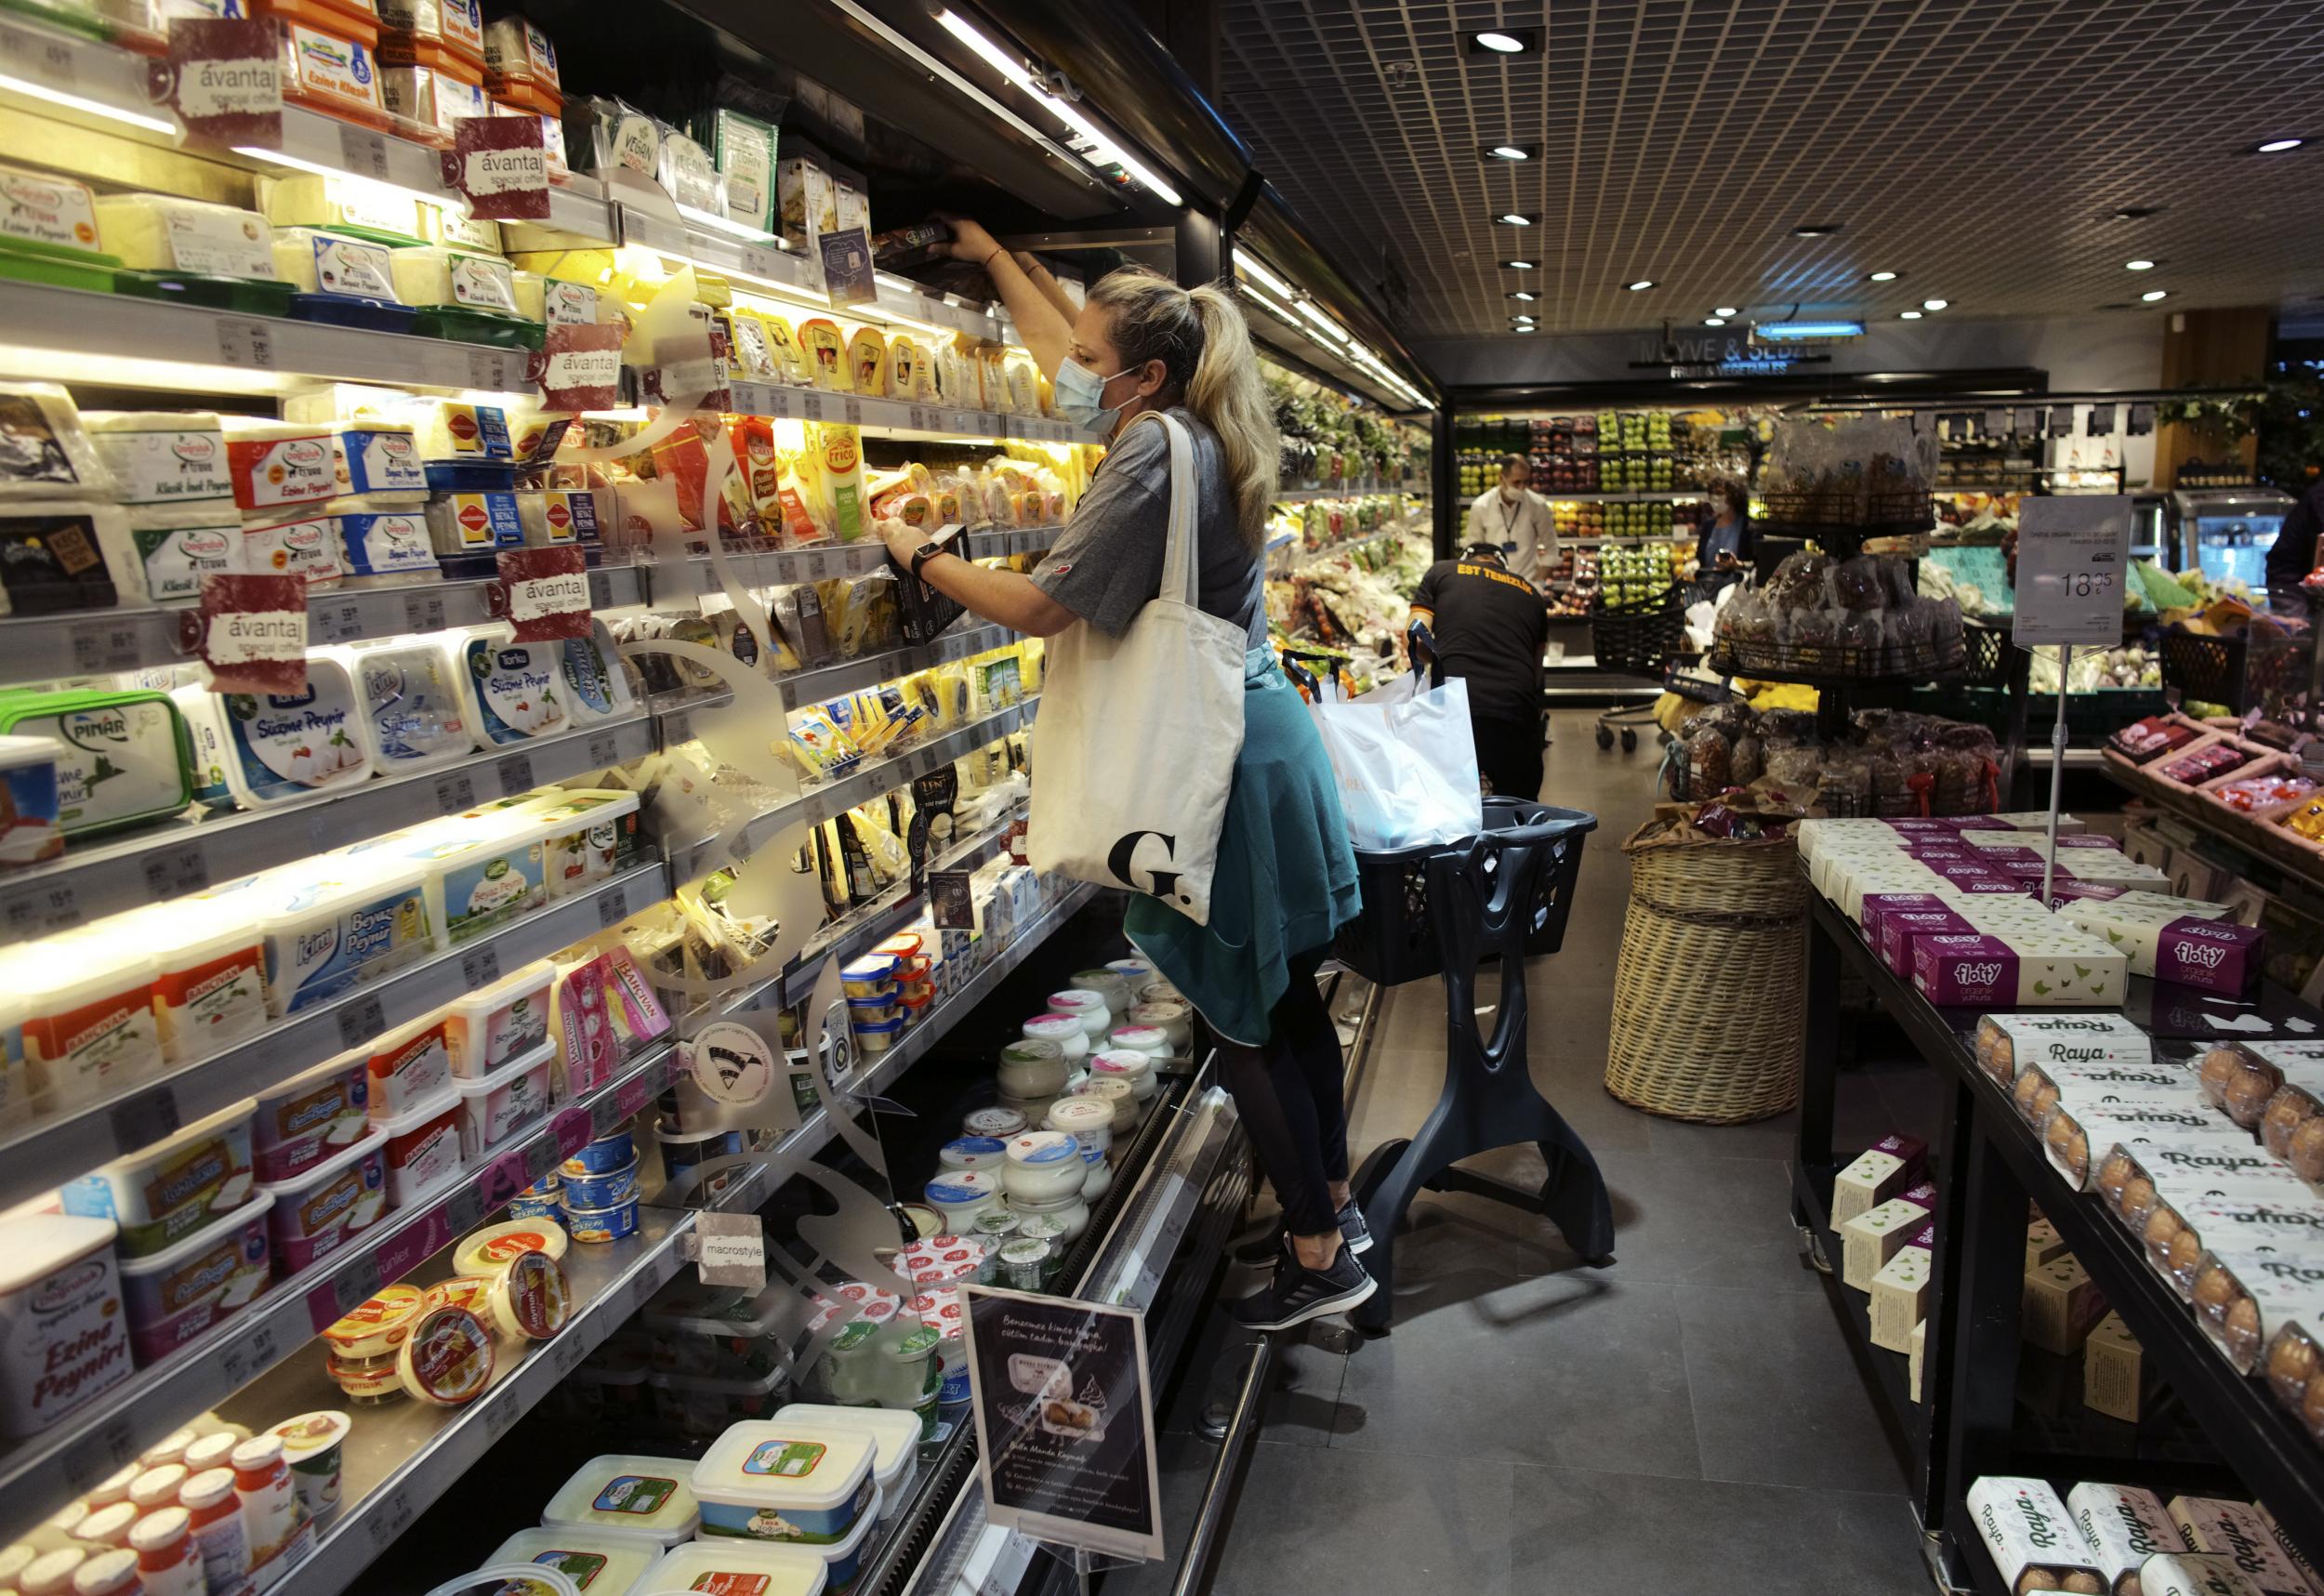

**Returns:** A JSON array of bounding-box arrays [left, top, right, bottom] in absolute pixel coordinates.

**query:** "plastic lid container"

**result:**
[[450, 1037, 556, 1159], [767, 1405, 921, 1523], [691, 1421, 877, 1544], [441, 958, 556, 1076], [58, 1098, 257, 1258], [255, 1126, 387, 1268], [371, 1088, 466, 1208], [454, 1217, 569, 1276], [324, 1283, 426, 1358], [1000, 1130, 1084, 1202], [541, 1456, 702, 1546], [937, 1136, 1007, 1172], [487, 1530, 661, 1596], [423, 1565, 579, 1596], [398, 1302, 494, 1405], [637, 1542, 825, 1596]]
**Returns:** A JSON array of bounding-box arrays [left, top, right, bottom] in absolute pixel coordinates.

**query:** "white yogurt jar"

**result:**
[[997, 1038, 1067, 1099], [937, 1136, 1009, 1175], [1044, 991, 1110, 1040], [1068, 969, 1132, 1017], [1125, 999, 1193, 1052], [1071, 1076, 1138, 1134], [1107, 1024, 1172, 1062], [1089, 1049, 1157, 1102], [923, 1170, 1002, 1233], [1000, 1131, 1085, 1203], [1082, 1158, 1113, 1202], [1005, 1188, 1089, 1242], [1047, 1095, 1115, 1160], [1020, 1014, 1088, 1064]]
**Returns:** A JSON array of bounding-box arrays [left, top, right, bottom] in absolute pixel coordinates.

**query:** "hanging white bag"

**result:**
[[1024, 412, 1247, 925], [1310, 672, 1485, 850]]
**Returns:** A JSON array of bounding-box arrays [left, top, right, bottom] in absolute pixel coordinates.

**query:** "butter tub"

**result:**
[[252, 1052, 371, 1183], [59, 1100, 257, 1258], [692, 1420, 878, 1545], [257, 1127, 387, 1274], [117, 1192, 274, 1365], [541, 1454, 701, 1547], [638, 1539, 825, 1596]]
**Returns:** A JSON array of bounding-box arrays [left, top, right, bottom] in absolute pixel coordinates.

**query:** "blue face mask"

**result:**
[[1054, 357, 1129, 436]]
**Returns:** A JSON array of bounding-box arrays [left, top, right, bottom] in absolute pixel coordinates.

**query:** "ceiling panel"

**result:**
[[1217, 0, 2324, 339]]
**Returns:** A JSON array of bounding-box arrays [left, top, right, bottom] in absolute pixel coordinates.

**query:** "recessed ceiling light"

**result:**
[[1626, 280, 1656, 291], [2142, 289, 2169, 301], [1508, 291, 1537, 301], [2125, 259, 2156, 270], [1867, 270, 1898, 283], [1703, 317, 1726, 327], [1473, 30, 1527, 52], [1511, 323, 1538, 333], [1499, 213, 1536, 226], [1501, 259, 1536, 270], [1713, 306, 1738, 317], [1510, 313, 1536, 323], [1484, 144, 1534, 161], [1792, 223, 1843, 237], [1921, 298, 1948, 310], [2255, 137, 2305, 153], [1899, 310, 1923, 320]]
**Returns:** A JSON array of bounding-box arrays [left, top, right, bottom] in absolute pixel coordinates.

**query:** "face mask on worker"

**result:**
[[1054, 357, 1137, 436], [1499, 481, 1523, 503]]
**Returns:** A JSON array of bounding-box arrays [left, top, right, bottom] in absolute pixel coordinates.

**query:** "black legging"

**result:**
[[1215, 944, 1349, 1237]]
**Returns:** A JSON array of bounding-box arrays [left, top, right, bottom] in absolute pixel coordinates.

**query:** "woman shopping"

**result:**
[[878, 219, 1370, 1331], [1693, 476, 1756, 597]]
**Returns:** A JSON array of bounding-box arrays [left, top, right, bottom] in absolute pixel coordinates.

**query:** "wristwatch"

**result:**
[[908, 540, 948, 580]]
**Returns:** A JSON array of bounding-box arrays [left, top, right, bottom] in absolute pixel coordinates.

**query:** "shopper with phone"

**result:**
[[880, 217, 1374, 1331], [1694, 476, 1756, 595]]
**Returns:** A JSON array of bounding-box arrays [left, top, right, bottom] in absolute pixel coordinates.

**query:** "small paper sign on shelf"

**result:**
[[495, 547, 591, 641], [442, 114, 550, 219], [538, 323, 624, 412], [2014, 495, 2133, 648], [820, 227, 877, 308], [158, 18, 281, 151], [196, 573, 306, 693]]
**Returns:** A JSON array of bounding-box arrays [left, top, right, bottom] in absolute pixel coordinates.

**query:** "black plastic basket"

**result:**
[[1589, 589, 1685, 678], [1961, 618, 2011, 688], [2154, 628, 2317, 716], [1333, 799, 1596, 985]]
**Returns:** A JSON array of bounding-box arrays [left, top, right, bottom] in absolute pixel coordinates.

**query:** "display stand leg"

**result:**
[[1792, 914, 1842, 1226], [1934, 1117, 2031, 1574], [2039, 644, 2070, 908], [1350, 824, 1616, 1333]]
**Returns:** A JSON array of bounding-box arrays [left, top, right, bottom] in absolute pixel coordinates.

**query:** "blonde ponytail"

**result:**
[[1087, 267, 1282, 550]]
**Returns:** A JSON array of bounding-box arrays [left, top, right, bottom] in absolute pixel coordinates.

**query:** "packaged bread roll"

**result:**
[[1968, 1475, 2106, 1593]]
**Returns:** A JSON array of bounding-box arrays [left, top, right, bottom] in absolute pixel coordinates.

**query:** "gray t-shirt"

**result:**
[[1030, 408, 1267, 648]]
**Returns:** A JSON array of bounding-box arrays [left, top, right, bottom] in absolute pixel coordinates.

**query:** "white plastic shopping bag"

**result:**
[[1309, 674, 1485, 850], [1024, 414, 1246, 925]]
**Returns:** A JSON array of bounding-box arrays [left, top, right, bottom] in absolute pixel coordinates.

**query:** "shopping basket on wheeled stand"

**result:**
[[1589, 587, 1686, 751], [1334, 798, 1615, 1329]]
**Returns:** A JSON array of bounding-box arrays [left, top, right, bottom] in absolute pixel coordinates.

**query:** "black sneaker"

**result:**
[[1337, 1200, 1374, 1256], [1229, 1240, 1377, 1332]]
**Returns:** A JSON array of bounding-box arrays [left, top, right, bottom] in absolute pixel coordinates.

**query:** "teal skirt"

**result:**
[[1127, 648, 1362, 1046]]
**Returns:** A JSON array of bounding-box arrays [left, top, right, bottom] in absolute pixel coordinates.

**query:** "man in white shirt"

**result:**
[[1464, 455, 1557, 587]]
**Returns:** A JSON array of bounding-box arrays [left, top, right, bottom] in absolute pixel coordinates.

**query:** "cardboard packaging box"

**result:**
[[2083, 1312, 2146, 1422], [2024, 1255, 2109, 1355], [1869, 1245, 1932, 1352]]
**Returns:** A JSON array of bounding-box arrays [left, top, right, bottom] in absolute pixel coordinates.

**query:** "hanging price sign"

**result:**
[[538, 323, 625, 412], [160, 19, 281, 152], [441, 114, 549, 219], [495, 546, 592, 641], [197, 573, 307, 693], [2014, 495, 2133, 648]]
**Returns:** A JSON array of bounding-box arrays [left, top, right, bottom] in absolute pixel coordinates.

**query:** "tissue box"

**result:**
[[1831, 1134, 1928, 1226], [1869, 1245, 1932, 1352], [2062, 890, 2265, 996], [1910, 932, 2128, 1008], [2023, 1255, 2109, 1354]]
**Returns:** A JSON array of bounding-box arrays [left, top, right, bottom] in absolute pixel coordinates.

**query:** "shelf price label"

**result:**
[[2014, 495, 2133, 648], [0, 877, 78, 936]]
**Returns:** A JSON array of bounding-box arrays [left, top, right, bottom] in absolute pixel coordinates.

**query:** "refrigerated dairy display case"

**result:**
[[2171, 486, 2294, 587]]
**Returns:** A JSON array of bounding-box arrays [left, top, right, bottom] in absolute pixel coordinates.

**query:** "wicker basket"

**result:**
[[1604, 821, 1807, 1124]]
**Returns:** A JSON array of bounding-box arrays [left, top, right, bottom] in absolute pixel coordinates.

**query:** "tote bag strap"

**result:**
[[1150, 412, 1202, 607]]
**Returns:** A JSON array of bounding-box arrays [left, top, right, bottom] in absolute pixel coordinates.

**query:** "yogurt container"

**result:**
[[997, 1040, 1066, 1101], [269, 1411, 350, 1521], [1068, 969, 1131, 1016], [1020, 1015, 1087, 1064], [442, 958, 555, 1076], [962, 1107, 1025, 1140], [924, 1170, 1001, 1233], [333, 640, 476, 772], [116, 1193, 273, 1364], [451, 1038, 555, 1160], [255, 1128, 388, 1273], [251, 1052, 371, 1183], [692, 1421, 878, 1544], [1045, 990, 1109, 1039], [542, 1455, 702, 1547], [365, 1015, 456, 1118], [563, 1131, 635, 1176], [1000, 1131, 1084, 1202], [1106, 1024, 1171, 1062], [1089, 1049, 1155, 1102], [373, 1090, 465, 1207], [638, 1540, 825, 1596], [0, 733, 62, 868], [1047, 1094, 1116, 1158], [0, 1214, 131, 1438], [937, 1136, 1007, 1174], [453, 1218, 568, 1277], [1069, 1076, 1136, 1135], [59, 1100, 257, 1257], [530, 791, 640, 901], [1124, 998, 1192, 1051], [566, 1194, 640, 1244], [489, 1530, 662, 1596]]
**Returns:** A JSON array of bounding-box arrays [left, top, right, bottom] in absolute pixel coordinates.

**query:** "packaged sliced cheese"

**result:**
[[570, 97, 660, 179], [702, 108, 774, 231], [94, 195, 275, 279], [390, 245, 520, 315], [257, 174, 421, 241], [425, 492, 524, 555], [723, 310, 779, 382], [1005, 356, 1041, 416], [797, 318, 848, 392], [890, 334, 936, 402], [757, 310, 807, 385], [403, 400, 513, 462], [806, 423, 866, 544], [419, 204, 501, 255], [846, 326, 889, 400], [482, 14, 557, 90], [379, 57, 489, 142], [1, 385, 114, 503], [658, 130, 721, 214], [271, 228, 401, 302], [0, 162, 104, 260]]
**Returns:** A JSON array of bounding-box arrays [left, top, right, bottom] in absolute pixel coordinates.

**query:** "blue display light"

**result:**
[[1755, 320, 1866, 341]]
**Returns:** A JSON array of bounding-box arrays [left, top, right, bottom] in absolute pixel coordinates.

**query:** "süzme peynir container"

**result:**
[[0, 1214, 132, 1438], [692, 1421, 878, 1546], [540, 1455, 702, 1547]]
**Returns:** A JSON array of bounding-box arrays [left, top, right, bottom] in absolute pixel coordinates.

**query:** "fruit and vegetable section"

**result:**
[[1790, 814, 2324, 1591]]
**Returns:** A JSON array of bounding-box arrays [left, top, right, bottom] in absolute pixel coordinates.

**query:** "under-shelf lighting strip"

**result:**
[[1234, 254, 1433, 412]]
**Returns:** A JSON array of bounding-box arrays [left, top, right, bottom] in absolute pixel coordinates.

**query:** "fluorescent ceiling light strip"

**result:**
[[1296, 300, 1350, 342], [0, 72, 177, 135], [1236, 256, 1294, 299], [234, 145, 465, 216], [934, 7, 1181, 204]]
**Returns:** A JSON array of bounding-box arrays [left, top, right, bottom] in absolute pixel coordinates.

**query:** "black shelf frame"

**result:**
[[1798, 890, 2324, 1586]]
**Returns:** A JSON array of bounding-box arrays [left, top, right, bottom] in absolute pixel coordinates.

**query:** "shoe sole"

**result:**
[[1231, 1273, 1378, 1333], [1345, 1231, 1374, 1255]]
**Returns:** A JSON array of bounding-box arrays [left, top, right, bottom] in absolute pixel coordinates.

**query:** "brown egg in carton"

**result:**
[[2095, 1138, 2304, 1246], [2042, 1098, 2234, 1193], [2259, 1067, 2324, 1181], [2186, 1237, 2324, 1376], [1966, 1474, 2107, 1595], [2200, 1041, 2324, 1132], [2158, 1197, 2324, 1305], [2013, 1057, 2196, 1130], [1975, 1012, 2152, 1089], [2265, 1316, 2324, 1441]]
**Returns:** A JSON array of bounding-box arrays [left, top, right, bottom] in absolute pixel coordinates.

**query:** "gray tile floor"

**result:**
[[1120, 712, 1940, 1595]]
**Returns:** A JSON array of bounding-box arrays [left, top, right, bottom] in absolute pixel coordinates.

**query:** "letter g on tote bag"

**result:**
[[1025, 414, 1246, 926]]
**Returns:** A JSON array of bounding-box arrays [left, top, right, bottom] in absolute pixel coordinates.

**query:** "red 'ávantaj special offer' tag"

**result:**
[[198, 574, 307, 694], [536, 323, 625, 412], [158, 18, 283, 152], [441, 114, 550, 220], [495, 547, 591, 641]]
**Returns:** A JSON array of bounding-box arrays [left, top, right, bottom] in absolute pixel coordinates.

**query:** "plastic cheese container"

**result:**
[[542, 1456, 701, 1547], [0, 1214, 131, 1438], [398, 811, 552, 944], [0, 733, 62, 869], [251, 1052, 371, 1182], [116, 1192, 273, 1365], [59, 1099, 257, 1258], [329, 500, 437, 582], [457, 627, 634, 745], [7, 939, 164, 1115], [487, 1530, 660, 1596], [191, 657, 378, 807], [91, 196, 275, 279], [372, 1089, 464, 1207], [452, 1038, 555, 1159], [531, 790, 640, 900], [133, 904, 267, 1063], [769, 1405, 920, 1528], [376, 0, 482, 62], [638, 1540, 826, 1596], [271, 229, 400, 303], [0, 691, 191, 838], [691, 1420, 878, 1545], [246, 861, 437, 1016], [442, 958, 555, 1076], [364, 1014, 455, 1117], [390, 246, 520, 316], [377, 41, 489, 142], [256, 1127, 387, 1273], [331, 640, 477, 772]]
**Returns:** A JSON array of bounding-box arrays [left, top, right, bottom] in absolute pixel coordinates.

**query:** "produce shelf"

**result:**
[[2103, 751, 2324, 902], [0, 863, 665, 1218], [1274, 483, 1406, 502]]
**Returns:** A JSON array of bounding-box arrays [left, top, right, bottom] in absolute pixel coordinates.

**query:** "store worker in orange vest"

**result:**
[[1409, 543, 1552, 799]]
